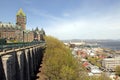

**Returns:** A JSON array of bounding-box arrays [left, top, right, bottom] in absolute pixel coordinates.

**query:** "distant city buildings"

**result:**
[[69, 41, 120, 79], [0, 8, 45, 42], [102, 56, 120, 71]]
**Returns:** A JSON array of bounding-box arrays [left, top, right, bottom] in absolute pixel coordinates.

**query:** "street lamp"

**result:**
[[26, 31, 29, 42], [23, 30, 24, 43], [27, 32, 28, 42]]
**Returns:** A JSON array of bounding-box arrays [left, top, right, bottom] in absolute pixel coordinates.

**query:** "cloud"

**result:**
[[45, 10, 120, 40], [63, 13, 70, 17], [27, 8, 63, 21], [23, 0, 32, 5], [26, 1, 120, 40]]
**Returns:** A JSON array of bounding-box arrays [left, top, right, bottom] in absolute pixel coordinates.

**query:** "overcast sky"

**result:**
[[0, 0, 120, 40]]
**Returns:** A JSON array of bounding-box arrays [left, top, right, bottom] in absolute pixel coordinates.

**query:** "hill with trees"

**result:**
[[39, 36, 80, 80], [38, 36, 111, 80]]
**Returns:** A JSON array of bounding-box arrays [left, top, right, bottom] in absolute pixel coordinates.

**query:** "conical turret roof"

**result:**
[[16, 8, 26, 17]]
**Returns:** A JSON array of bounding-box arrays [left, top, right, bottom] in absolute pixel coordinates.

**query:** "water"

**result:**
[[86, 40, 120, 50], [63, 40, 120, 50], [97, 41, 120, 50]]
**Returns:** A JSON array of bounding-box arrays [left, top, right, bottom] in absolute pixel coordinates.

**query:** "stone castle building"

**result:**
[[0, 8, 45, 42], [16, 8, 26, 30]]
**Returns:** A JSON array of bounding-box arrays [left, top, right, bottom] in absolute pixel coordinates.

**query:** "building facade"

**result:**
[[0, 22, 23, 42], [0, 8, 45, 42], [16, 8, 26, 30], [102, 57, 120, 71]]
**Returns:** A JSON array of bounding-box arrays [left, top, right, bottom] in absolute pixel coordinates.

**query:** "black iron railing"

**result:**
[[0, 41, 46, 52]]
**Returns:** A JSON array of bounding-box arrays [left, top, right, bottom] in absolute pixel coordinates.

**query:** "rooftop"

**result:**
[[16, 8, 26, 17], [0, 22, 22, 30]]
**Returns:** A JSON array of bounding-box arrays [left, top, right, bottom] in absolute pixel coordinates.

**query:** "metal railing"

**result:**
[[0, 41, 46, 52]]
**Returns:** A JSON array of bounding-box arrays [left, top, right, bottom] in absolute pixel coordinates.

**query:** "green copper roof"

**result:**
[[16, 8, 26, 16]]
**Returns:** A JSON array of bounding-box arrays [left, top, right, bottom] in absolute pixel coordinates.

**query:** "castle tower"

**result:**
[[16, 8, 26, 30]]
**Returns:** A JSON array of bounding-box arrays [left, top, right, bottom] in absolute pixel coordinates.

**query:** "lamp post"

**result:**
[[23, 30, 24, 43], [27, 32, 28, 42], [26, 31, 29, 42]]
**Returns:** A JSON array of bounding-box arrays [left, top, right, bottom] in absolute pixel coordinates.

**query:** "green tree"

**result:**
[[39, 36, 111, 80], [40, 36, 80, 80], [115, 66, 120, 76]]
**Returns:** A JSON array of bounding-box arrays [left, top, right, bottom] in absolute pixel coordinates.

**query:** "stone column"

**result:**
[[35, 48, 38, 68], [29, 48, 34, 78], [0, 56, 6, 80], [16, 50, 25, 80], [25, 49, 30, 80], [33, 47, 37, 72], [2, 55, 15, 80]]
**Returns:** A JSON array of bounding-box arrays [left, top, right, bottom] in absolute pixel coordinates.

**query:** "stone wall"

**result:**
[[0, 45, 45, 80]]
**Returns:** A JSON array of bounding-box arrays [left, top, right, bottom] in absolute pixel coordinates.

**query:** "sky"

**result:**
[[0, 0, 120, 40]]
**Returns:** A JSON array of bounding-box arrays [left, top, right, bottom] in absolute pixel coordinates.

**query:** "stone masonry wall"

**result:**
[[0, 45, 45, 80]]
